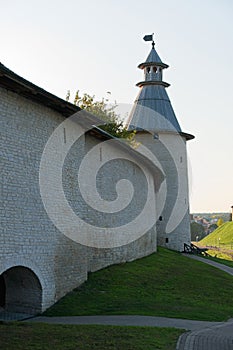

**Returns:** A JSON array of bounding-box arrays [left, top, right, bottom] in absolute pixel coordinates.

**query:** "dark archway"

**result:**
[[0, 275, 6, 308], [2, 266, 42, 314]]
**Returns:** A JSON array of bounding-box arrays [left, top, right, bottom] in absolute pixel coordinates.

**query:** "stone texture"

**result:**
[[0, 86, 157, 313], [135, 132, 191, 251]]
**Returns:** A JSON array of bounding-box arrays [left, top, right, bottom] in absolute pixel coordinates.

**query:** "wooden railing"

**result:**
[[183, 243, 210, 256]]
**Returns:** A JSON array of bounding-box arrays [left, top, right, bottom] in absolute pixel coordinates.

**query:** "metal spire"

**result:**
[[143, 33, 155, 49]]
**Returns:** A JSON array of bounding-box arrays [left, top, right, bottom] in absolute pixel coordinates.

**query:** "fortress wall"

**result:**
[[63, 132, 157, 272], [0, 87, 88, 312], [0, 86, 157, 313]]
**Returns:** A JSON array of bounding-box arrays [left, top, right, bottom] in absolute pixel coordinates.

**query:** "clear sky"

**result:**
[[1, 0, 233, 213]]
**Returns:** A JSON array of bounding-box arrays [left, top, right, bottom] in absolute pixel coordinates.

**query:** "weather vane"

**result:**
[[143, 33, 155, 48]]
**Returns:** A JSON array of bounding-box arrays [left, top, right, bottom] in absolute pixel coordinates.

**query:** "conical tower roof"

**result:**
[[145, 46, 162, 64], [127, 41, 193, 139], [128, 85, 182, 132], [138, 44, 168, 69]]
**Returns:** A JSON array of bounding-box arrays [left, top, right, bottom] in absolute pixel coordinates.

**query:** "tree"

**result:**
[[217, 218, 224, 227], [190, 222, 205, 241], [209, 223, 218, 233], [66, 90, 135, 141]]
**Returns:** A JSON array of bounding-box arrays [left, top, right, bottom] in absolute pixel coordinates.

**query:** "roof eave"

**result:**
[[138, 62, 169, 69], [0, 62, 80, 117], [179, 131, 195, 141], [136, 81, 170, 88]]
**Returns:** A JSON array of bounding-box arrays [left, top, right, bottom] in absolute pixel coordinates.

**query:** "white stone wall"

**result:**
[[0, 87, 157, 313], [0, 87, 88, 312], [62, 130, 158, 270]]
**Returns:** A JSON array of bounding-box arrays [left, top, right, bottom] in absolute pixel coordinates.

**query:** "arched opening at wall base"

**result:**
[[0, 266, 42, 315], [0, 275, 6, 309]]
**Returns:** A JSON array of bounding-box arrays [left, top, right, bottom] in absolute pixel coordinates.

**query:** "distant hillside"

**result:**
[[200, 222, 233, 245]]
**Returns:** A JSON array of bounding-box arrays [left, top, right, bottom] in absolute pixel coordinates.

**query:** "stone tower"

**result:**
[[127, 37, 194, 251]]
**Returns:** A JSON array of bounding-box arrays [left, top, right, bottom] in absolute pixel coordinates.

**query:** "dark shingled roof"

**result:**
[[0, 62, 80, 117]]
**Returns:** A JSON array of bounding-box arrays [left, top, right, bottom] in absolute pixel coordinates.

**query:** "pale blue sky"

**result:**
[[1, 0, 233, 212]]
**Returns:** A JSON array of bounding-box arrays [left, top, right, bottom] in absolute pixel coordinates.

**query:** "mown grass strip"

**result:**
[[203, 251, 233, 266]]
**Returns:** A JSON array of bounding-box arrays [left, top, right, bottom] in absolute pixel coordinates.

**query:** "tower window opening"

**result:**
[[147, 67, 150, 73], [153, 67, 157, 73]]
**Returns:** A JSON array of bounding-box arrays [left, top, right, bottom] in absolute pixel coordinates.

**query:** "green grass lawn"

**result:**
[[198, 222, 233, 263], [0, 323, 183, 350], [200, 222, 233, 246], [44, 247, 233, 321]]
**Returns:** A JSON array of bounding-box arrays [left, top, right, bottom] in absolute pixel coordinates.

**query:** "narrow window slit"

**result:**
[[63, 128, 66, 144], [100, 147, 102, 161]]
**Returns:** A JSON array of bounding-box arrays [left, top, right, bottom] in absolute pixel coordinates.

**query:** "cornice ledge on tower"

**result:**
[[136, 81, 170, 88], [138, 62, 169, 69]]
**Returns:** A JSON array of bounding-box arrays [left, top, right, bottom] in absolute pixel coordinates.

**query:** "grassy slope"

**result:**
[[44, 247, 233, 321], [0, 323, 183, 350], [200, 222, 233, 245]]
